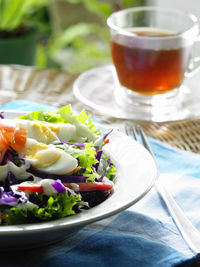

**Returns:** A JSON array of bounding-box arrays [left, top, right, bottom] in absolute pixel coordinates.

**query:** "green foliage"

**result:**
[[49, 22, 98, 53], [0, 0, 49, 33], [39, 0, 145, 72], [66, 0, 112, 18], [0, 0, 145, 70]]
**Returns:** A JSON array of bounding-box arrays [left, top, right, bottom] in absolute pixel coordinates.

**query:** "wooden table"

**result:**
[[1, 64, 200, 153]]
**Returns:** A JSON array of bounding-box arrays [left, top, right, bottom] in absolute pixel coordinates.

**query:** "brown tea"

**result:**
[[110, 29, 191, 95]]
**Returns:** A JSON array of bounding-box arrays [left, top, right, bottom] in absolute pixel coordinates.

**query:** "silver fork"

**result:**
[[125, 124, 200, 254]]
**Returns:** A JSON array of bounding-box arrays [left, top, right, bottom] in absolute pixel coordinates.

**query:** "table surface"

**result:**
[[1, 64, 200, 154], [0, 65, 200, 266]]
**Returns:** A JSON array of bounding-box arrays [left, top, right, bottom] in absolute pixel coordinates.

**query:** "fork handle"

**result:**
[[155, 179, 200, 254]]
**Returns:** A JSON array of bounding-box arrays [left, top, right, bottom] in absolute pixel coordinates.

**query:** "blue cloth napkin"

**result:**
[[1, 100, 200, 267]]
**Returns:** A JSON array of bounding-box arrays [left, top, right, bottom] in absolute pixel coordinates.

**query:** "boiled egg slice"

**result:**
[[22, 138, 78, 175]]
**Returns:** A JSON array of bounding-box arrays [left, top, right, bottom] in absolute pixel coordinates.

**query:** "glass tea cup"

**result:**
[[107, 7, 200, 121]]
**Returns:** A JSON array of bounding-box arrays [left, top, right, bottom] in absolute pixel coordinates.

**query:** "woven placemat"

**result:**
[[140, 118, 200, 154], [0, 65, 200, 154]]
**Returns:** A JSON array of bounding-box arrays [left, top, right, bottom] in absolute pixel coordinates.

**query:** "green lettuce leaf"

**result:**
[[17, 104, 100, 135], [34, 190, 81, 220], [58, 142, 99, 182], [77, 143, 98, 172], [6, 190, 81, 225], [106, 163, 116, 181]]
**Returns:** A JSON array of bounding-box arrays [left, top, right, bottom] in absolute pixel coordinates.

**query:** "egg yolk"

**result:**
[[25, 143, 61, 168], [31, 148, 61, 169], [32, 123, 59, 143], [25, 142, 48, 158]]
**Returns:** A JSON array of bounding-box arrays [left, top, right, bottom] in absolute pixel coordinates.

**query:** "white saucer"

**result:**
[[73, 65, 200, 122]]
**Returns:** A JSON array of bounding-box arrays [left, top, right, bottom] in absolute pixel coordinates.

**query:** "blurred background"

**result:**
[[0, 0, 199, 73]]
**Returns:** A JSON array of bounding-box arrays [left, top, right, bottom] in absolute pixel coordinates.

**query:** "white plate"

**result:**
[[0, 110, 157, 249]]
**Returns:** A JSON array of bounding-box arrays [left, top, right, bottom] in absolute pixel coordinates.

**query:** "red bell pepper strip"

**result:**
[[17, 185, 44, 193], [63, 182, 113, 192], [104, 138, 109, 144], [18, 182, 113, 193]]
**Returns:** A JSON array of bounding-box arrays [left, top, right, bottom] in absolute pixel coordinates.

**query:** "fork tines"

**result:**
[[125, 124, 139, 142]]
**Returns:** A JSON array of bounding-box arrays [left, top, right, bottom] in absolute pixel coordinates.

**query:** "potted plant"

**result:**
[[0, 0, 48, 66]]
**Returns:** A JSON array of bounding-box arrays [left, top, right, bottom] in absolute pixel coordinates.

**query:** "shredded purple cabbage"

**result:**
[[0, 196, 18, 206], [107, 158, 114, 167], [50, 180, 66, 193], [2, 168, 33, 191], [98, 158, 114, 182], [96, 150, 103, 162], [2, 171, 19, 192], [93, 150, 103, 171], [94, 129, 113, 150], [11, 187, 28, 204], [103, 129, 113, 141], [98, 169, 108, 182], [1, 149, 18, 165], [0, 186, 28, 206], [0, 112, 4, 119], [80, 190, 111, 208], [29, 168, 89, 183], [57, 141, 85, 148]]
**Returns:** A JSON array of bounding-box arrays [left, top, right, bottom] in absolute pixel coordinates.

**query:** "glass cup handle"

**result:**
[[185, 34, 200, 78]]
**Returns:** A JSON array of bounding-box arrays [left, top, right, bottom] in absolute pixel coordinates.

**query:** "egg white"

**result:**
[[35, 146, 78, 175], [20, 138, 78, 175]]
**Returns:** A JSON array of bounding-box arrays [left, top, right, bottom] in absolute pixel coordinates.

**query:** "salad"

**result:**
[[0, 105, 116, 225]]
